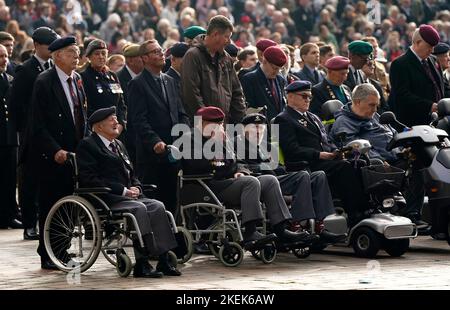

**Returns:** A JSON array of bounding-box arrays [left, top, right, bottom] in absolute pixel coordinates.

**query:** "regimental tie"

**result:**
[[109, 142, 118, 154], [421, 59, 442, 102], [270, 79, 280, 111], [67, 77, 83, 140]]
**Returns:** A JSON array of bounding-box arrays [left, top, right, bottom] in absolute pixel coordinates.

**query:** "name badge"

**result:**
[[110, 83, 123, 94]]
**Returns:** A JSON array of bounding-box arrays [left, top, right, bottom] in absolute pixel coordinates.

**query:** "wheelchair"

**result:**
[[43, 153, 189, 277], [177, 170, 278, 267]]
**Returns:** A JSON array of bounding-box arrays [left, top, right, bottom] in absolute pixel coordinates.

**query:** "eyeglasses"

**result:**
[[357, 54, 374, 62], [293, 93, 312, 101], [146, 48, 165, 56]]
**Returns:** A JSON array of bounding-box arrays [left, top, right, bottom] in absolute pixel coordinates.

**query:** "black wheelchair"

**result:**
[[43, 153, 189, 277]]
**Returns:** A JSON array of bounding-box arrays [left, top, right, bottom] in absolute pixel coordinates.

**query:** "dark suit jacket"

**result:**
[[344, 67, 364, 91], [128, 69, 189, 167], [240, 66, 286, 121], [31, 66, 88, 178], [6, 61, 17, 78], [293, 66, 325, 85], [310, 79, 352, 119], [0, 72, 16, 147], [116, 65, 133, 106], [166, 67, 181, 94], [238, 62, 260, 81], [273, 106, 336, 168], [389, 48, 445, 126], [76, 132, 141, 205]]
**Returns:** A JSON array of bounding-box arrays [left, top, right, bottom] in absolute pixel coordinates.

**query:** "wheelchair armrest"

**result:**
[[285, 161, 309, 172], [182, 174, 214, 180], [142, 184, 158, 191], [74, 187, 112, 194]]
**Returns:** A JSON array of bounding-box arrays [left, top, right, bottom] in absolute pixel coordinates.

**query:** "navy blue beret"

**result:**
[[242, 113, 267, 125], [225, 43, 239, 57], [32, 27, 59, 45], [48, 36, 77, 52], [285, 80, 312, 93], [170, 42, 190, 58], [89, 106, 116, 126], [433, 42, 450, 55]]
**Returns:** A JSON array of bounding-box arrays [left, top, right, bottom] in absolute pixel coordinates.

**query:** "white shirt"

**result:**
[[125, 65, 138, 79], [34, 54, 47, 70], [96, 132, 128, 197], [410, 46, 424, 62], [55, 65, 77, 122]]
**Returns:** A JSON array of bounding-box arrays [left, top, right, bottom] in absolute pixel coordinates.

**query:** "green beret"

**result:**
[[123, 44, 141, 57], [348, 40, 373, 55], [0, 31, 14, 42], [184, 26, 206, 40]]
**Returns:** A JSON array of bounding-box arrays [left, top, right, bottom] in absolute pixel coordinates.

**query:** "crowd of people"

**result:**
[[1, 0, 450, 277]]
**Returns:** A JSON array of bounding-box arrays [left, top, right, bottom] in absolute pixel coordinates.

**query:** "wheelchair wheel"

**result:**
[[219, 242, 244, 267], [168, 250, 178, 268], [101, 231, 129, 266], [44, 195, 102, 273], [292, 247, 311, 259], [250, 249, 261, 260], [351, 227, 381, 258], [116, 249, 132, 277], [175, 226, 194, 264], [383, 238, 410, 257], [260, 242, 277, 264], [208, 224, 240, 258]]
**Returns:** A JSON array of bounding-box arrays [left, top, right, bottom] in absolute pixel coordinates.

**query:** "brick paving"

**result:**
[[1, 229, 450, 290]]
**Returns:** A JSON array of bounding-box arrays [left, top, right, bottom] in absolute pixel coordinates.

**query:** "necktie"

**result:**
[[354, 70, 360, 85], [155, 76, 167, 102], [109, 142, 118, 154], [270, 79, 280, 111], [421, 59, 442, 102], [67, 77, 83, 140], [313, 69, 319, 84], [44, 61, 50, 70]]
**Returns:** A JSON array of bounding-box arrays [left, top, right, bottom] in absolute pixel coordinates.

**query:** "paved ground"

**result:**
[[1, 229, 450, 290]]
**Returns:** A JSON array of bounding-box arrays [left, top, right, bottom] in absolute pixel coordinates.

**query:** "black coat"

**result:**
[[76, 132, 141, 205], [344, 67, 364, 91], [165, 67, 181, 94], [273, 106, 336, 169], [389, 48, 445, 126], [0, 72, 15, 146], [238, 62, 260, 81], [116, 65, 133, 105], [310, 79, 352, 119], [30, 66, 88, 175], [128, 69, 189, 167], [293, 66, 325, 85], [80, 64, 127, 127], [240, 66, 286, 121]]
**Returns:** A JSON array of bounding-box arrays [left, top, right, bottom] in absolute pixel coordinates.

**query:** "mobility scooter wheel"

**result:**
[[352, 227, 381, 258]]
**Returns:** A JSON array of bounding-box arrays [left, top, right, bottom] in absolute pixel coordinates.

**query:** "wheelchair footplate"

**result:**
[[243, 234, 278, 251]]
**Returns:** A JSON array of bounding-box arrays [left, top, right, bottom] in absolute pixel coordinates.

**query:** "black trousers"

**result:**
[[311, 159, 368, 218], [0, 146, 19, 225], [18, 157, 40, 229]]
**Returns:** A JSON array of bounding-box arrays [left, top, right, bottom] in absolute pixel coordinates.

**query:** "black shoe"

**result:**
[[193, 242, 212, 255], [41, 258, 58, 270], [24, 227, 39, 240], [431, 232, 448, 240], [133, 260, 163, 278], [0, 218, 24, 229], [156, 262, 182, 276], [277, 229, 318, 244], [319, 230, 347, 243], [243, 231, 277, 248]]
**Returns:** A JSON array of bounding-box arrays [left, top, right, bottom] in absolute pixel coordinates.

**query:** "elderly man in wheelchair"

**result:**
[[180, 106, 313, 251], [49, 107, 182, 278]]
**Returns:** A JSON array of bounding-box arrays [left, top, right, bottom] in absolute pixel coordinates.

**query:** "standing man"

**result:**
[[295, 43, 325, 86], [0, 32, 17, 77], [117, 43, 143, 166], [344, 40, 374, 91], [181, 16, 246, 124], [0, 44, 22, 230], [166, 42, 190, 93], [310, 56, 352, 119], [432, 42, 450, 98], [9, 27, 59, 240], [80, 39, 127, 128], [240, 46, 287, 121], [128, 39, 189, 215], [30, 36, 88, 269], [389, 25, 444, 126]]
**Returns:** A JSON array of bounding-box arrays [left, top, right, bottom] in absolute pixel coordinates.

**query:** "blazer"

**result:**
[[389, 48, 445, 126], [240, 66, 286, 121], [0, 72, 15, 146], [293, 66, 325, 85], [310, 79, 352, 119], [128, 69, 189, 166]]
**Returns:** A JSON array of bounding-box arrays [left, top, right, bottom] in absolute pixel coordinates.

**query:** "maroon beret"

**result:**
[[263, 46, 287, 67], [195, 106, 225, 122], [419, 24, 440, 47], [256, 39, 277, 52], [325, 56, 350, 70]]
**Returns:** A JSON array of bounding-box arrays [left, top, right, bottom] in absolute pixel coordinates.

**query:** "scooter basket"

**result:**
[[361, 164, 405, 195]]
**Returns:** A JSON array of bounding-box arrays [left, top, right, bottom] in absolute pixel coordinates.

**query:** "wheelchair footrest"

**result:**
[[243, 234, 277, 251]]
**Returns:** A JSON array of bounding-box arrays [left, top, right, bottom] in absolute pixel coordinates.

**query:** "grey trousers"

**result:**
[[213, 175, 291, 226], [111, 198, 178, 256], [278, 171, 335, 221]]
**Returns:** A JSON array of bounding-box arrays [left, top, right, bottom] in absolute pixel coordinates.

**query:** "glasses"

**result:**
[[293, 93, 312, 101], [357, 54, 374, 63], [146, 48, 165, 56]]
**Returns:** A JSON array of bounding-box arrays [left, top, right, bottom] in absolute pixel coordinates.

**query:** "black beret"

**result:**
[[89, 106, 116, 126], [225, 43, 239, 57], [85, 39, 107, 57], [242, 113, 267, 125], [32, 27, 59, 45], [48, 36, 77, 52], [285, 80, 312, 93], [433, 42, 450, 55], [170, 42, 189, 58]]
